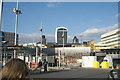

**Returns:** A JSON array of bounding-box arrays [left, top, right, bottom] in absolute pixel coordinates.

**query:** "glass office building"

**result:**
[[55, 27, 68, 44]]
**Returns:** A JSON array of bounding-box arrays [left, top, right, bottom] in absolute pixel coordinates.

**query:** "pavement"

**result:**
[[30, 66, 111, 78], [30, 63, 79, 73], [30, 66, 71, 74]]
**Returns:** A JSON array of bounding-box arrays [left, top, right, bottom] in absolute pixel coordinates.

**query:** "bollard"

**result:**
[[93, 61, 100, 68], [101, 61, 109, 69]]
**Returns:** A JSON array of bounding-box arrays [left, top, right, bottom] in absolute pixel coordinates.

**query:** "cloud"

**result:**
[[79, 24, 118, 42], [19, 33, 55, 44], [66, 24, 118, 43], [67, 35, 74, 43], [46, 2, 60, 8], [19, 24, 118, 44]]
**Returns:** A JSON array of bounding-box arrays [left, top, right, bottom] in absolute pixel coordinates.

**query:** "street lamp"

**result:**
[[39, 21, 43, 60], [35, 44, 38, 63], [62, 29, 65, 65], [13, 0, 22, 58], [0, 0, 3, 31], [58, 50, 61, 68], [0, 0, 3, 67]]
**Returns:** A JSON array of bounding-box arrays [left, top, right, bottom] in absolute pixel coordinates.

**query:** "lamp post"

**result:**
[[58, 50, 61, 68], [0, 0, 3, 31], [13, 0, 22, 58], [35, 44, 38, 63], [62, 29, 65, 65], [39, 21, 43, 60], [0, 0, 3, 63]]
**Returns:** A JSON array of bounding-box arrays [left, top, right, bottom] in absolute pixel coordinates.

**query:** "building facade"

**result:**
[[43, 47, 91, 56], [4, 32, 19, 46], [95, 28, 120, 49], [55, 27, 68, 44]]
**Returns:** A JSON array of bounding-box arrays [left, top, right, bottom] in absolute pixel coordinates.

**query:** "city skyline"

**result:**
[[2, 2, 118, 44]]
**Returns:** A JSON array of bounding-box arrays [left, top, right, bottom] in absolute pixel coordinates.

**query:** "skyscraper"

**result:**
[[42, 35, 46, 45], [73, 36, 79, 43], [55, 27, 68, 44]]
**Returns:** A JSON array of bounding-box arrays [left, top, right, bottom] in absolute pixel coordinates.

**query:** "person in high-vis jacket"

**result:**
[[108, 62, 120, 80]]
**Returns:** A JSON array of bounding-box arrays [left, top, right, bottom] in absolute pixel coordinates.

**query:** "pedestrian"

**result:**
[[108, 62, 120, 80], [37, 59, 43, 73], [1, 58, 30, 80], [43, 59, 48, 73]]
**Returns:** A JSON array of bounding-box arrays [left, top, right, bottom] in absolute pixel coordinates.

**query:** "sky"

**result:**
[[2, 2, 118, 44]]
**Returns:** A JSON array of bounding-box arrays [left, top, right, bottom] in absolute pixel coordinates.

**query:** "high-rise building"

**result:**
[[94, 28, 120, 55], [73, 36, 79, 43], [42, 35, 46, 45], [55, 27, 68, 44], [95, 28, 120, 49]]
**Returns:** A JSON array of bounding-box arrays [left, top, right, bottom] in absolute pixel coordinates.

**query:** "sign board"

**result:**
[[7, 47, 20, 50]]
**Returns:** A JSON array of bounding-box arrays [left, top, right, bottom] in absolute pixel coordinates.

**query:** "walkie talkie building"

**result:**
[[55, 27, 68, 44]]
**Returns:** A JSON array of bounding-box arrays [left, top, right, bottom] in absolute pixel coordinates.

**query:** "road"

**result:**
[[31, 67, 111, 79]]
